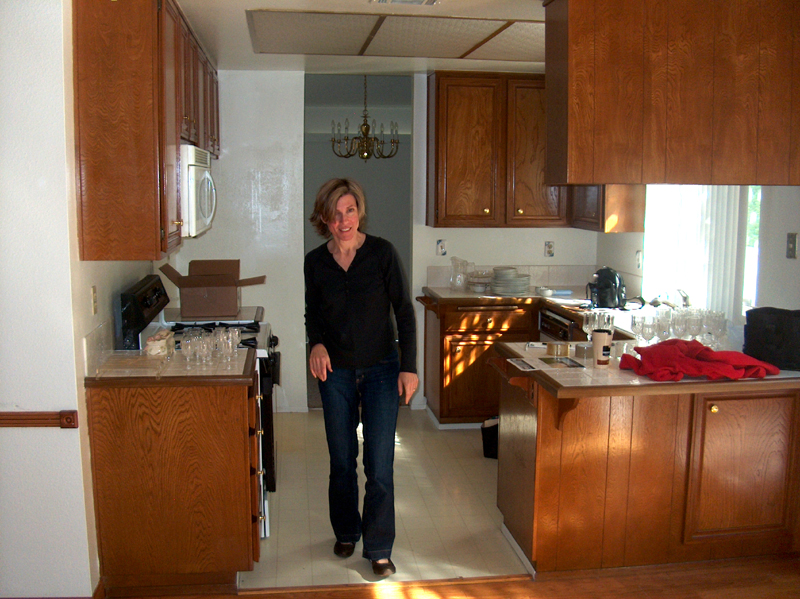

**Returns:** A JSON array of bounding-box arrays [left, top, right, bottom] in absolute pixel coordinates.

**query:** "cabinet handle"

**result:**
[[710, 404, 719, 413], [455, 347, 462, 353], [517, 208, 523, 214], [256, 429, 263, 437], [172, 220, 183, 226], [183, 115, 190, 121], [483, 208, 490, 214], [486, 317, 493, 325], [256, 394, 263, 401]]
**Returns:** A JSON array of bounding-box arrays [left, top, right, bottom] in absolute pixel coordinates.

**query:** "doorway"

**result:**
[[302, 74, 414, 408]]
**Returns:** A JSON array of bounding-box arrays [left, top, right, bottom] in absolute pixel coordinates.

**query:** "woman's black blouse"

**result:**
[[304, 234, 417, 373]]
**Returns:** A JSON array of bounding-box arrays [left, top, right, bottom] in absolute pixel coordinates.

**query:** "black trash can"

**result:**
[[481, 416, 499, 459]]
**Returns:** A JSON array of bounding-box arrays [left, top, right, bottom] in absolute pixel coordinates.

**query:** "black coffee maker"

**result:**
[[586, 267, 627, 308]]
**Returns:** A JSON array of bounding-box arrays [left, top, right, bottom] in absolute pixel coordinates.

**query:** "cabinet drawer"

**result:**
[[444, 308, 531, 332]]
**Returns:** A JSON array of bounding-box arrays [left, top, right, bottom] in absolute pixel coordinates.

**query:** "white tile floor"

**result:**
[[238, 407, 528, 588]]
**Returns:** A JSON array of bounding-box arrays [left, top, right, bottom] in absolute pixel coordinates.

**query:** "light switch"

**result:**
[[91, 285, 98, 315], [436, 239, 447, 256], [787, 233, 798, 259]]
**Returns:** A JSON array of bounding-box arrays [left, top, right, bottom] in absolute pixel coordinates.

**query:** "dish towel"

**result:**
[[619, 339, 780, 381]]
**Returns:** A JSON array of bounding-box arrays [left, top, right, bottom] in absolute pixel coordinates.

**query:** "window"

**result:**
[[642, 185, 759, 324]]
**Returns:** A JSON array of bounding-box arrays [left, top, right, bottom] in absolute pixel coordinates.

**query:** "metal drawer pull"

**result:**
[[486, 317, 493, 325], [483, 208, 490, 214], [710, 404, 719, 413]]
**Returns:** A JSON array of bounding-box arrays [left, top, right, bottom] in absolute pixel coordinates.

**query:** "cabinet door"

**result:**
[[443, 332, 528, 420], [161, 0, 182, 254], [685, 391, 799, 543], [507, 80, 567, 226], [179, 22, 194, 141], [196, 50, 207, 153], [434, 76, 505, 226], [568, 185, 603, 231], [208, 66, 220, 157]]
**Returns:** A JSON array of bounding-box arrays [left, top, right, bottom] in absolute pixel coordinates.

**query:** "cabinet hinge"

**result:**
[[157, 0, 162, 11], [161, 228, 165, 240]]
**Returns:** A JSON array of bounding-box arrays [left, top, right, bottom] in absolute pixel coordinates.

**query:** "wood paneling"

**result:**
[[711, 0, 760, 184], [666, 0, 715, 183], [555, 396, 610, 570], [593, 0, 644, 183], [642, 0, 669, 182], [600, 396, 633, 568], [624, 395, 681, 565], [757, 0, 795, 184], [566, 0, 596, 183], [496, 375, 537, 560], [533, 386, 562, 570], [0, 410, 78, 428], [788, 0, 800, 185]]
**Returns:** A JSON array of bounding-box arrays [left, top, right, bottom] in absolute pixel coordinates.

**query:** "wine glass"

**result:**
[[641, 317, 656, 346], [595, 311, 616, 338], [655, 309, 672, 342], [686, 310, 704, 342], [630, 314, 645, 344], [671, 309, 687, 340], [582, 312, 598, 341], [221, 335, 235, 368]]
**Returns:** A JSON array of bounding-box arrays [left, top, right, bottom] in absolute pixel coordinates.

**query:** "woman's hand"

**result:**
[[398, 372, 419, 405], [309, 343, 333, 381]]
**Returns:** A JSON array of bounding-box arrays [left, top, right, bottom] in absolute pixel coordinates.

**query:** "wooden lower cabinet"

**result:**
[[490, 357, 800, 572], [420, 296, 535, 424], [86, 371, 259, 596]]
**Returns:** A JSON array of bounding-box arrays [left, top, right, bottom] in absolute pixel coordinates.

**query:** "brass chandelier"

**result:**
[[331, 76, 399, 161]]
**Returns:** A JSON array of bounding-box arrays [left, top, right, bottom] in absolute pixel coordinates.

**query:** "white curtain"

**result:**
[[642, 185, 747, 320]]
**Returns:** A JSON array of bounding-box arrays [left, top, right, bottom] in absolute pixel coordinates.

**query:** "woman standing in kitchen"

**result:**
[[304, 178, 417, 577]]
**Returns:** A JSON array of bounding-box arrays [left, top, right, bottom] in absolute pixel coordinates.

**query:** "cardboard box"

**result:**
[[159, 260, 266, 319]]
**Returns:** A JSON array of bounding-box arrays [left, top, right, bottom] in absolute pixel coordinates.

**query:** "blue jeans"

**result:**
[[318, 351, 400, 561]]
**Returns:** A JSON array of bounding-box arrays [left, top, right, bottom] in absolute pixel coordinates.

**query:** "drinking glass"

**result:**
[[229, 328, 241, 354], [595, 312, 616, 339], [630, 314, 645, 344], [221, 336, 235, 367], [582, 312, 598, 341], [671, 309, 687, 340], [641, 317, 656, 346], [686, 310, 704, 342], [655, 309, 672, 342], [181, 335, 195, 366]]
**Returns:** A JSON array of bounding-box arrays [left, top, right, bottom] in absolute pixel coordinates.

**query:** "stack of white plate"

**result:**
[[491, 267, 530, 296]]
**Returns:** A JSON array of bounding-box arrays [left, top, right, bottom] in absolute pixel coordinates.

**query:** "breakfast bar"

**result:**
[[490, 341, 800, 573]]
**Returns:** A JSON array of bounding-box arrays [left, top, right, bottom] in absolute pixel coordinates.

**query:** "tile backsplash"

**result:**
[[426, 264, 598, 289]]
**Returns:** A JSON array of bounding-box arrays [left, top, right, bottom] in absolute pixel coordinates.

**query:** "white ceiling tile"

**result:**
[[465, 21, 545, 62], [247, 11, 380, 55], [364, 16, 505, 58]]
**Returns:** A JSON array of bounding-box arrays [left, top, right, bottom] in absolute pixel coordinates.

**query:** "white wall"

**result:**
[[757, 186, 800, 309], [158, 70, 308, 412], [597, 232, 644, 298], [1, 0, 152, 595]]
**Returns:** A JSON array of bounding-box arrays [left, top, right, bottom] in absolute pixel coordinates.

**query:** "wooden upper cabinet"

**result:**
[[545, 0, 800, 186], [569, 184, 646, 233], [74, 0, 182, 260], [429, 73, 505, 226], [428, 72, 565, 228], [507, 79, 567, 227]]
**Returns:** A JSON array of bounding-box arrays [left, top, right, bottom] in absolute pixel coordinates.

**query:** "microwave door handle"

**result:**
[[207, 174, 217, 222]]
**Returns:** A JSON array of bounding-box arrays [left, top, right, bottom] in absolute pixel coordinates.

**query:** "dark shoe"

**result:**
[[333, 541, 355, 558], [371, 558, 396, 577]]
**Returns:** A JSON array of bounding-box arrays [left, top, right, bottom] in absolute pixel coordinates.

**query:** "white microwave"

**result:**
[[180, 144, 217, 237]]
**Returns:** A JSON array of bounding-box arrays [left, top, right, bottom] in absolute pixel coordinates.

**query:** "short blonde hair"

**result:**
[[309, 178, 367, 238]]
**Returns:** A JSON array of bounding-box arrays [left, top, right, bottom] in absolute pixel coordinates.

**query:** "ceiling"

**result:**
[[177, 0, 546, 74]]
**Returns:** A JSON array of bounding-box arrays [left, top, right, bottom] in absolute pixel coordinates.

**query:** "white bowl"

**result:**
[[535, 286, 553, 296]]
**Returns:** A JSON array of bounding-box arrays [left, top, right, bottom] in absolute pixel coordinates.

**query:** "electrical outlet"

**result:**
[[90, 285, 98, 315], [787, 233, 798, 259], [635, 250, 643, 270], [544, 241, 554, 257], [436, 239, 447, 256]]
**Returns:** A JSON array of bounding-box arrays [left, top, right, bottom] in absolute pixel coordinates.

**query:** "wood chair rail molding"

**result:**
[[0, 410, 78, 428]]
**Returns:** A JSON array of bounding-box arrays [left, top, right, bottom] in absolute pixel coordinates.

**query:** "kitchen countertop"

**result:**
[[494, 341, 800, 399], [84, 348, 256, 387]]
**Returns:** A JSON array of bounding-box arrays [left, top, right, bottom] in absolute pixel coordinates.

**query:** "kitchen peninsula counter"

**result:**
[[490, 341, 800, 574]]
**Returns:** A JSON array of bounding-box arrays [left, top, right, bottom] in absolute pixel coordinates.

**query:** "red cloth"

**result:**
[[619, 339, 780, 381]]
